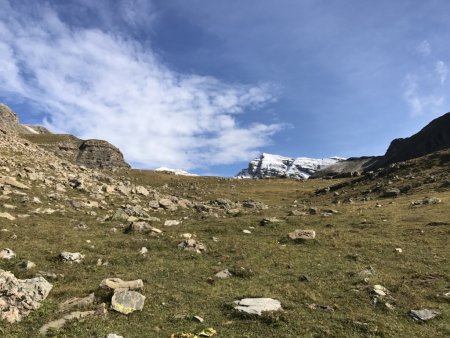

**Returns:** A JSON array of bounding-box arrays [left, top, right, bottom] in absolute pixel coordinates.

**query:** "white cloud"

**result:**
[[435, 60, 448, 84], [403, 74, 444, 116], [416, 40, 431, 56], [0, 1, 281, 170]]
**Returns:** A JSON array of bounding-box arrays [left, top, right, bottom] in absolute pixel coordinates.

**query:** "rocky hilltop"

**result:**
[[236, 153, 344, 179], [312, 112, 450, 178], [370, 112, 450, 170], [0, 103, 130, 169]]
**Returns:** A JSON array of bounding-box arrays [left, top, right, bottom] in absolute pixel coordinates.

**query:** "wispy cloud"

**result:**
[[403, 40, 449, 116], [0, 0, 281, 170], [416, 40, 432, 56], [403, 74, 444, 116], [435, 60, 448, 84]]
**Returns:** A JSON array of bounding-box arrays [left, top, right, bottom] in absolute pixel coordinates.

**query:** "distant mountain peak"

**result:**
[[154, 167, 198, 176], [236, 153, 344, 179]]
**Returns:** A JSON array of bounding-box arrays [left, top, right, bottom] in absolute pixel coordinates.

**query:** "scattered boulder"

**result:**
[[409, 309, 440, 321], [288, 229, 316, 240], [0, 212, 16, 220], [60, 251, 84, 264], [58, 293, 95, 313], [381, 188, 400, 198], [233, 298, 282, 316], [164, 220, 181, 226], [127, 221, 162, 234], [308, 207, 319, 215], [0, 269, 52, 323], [39, 303, 107, 335], [411, 197, 442, 206], [106, 334, 124, 338], [140, 247, 148, 256], [0, 176, 30, 189], [215, 269, 233, 279], [373, 285, 389, 297], [159, 198, 176, 210], [17, 260, 36, 270], [111, 290, 145, 315], [135, 186, 149, 196], [99, 278, 144, 290], [242, 200, 268, 210], [260, 217, 282, 226], [178, 239, 207, 254], [0, 248, 16, 260], [288, 210, 307, 216]]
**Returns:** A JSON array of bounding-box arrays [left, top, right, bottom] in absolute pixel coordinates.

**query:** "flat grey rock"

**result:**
[[234, 297, 282, 316], [409, 309, 440, 321]]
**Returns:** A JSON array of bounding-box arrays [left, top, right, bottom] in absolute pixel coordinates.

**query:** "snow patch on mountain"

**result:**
[[236, 153, 345, 179], [154, 167, 198, 176]]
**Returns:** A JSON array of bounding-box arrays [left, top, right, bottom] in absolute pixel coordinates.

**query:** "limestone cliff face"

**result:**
[[76, 139, 130, 169], [22, 134, 130, 170], [1, 103, 130, 169]]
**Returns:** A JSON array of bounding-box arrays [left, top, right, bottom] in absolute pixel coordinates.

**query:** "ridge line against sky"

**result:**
[[0, 0, 449, 176]]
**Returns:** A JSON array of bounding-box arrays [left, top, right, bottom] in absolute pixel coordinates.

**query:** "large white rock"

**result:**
[[0, 269, 52, 323], [236, 153, 344, 179], [0, 248, 16, 260], [234, 298, 282, 316]]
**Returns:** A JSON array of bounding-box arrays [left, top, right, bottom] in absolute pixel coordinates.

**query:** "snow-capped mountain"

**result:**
[[236, 153, 344, 179], [154, 167, 198, 176]]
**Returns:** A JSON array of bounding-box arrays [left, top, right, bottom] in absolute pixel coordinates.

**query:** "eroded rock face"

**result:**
[[76, 139, 130, 169], [0, 103, 49, 135], [0, 269, 53, 323], [0, 104, 20, 134]]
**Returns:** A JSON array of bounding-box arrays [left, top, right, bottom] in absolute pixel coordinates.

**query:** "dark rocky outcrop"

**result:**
[[313, 112, 450, 178], [369, 112, 450, 170]]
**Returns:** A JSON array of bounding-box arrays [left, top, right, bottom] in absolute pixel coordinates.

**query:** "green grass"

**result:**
[[0, 149, 449, 337]]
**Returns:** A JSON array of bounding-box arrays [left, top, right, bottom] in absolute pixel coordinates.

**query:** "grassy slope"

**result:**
[[0, 153, 449, 337]]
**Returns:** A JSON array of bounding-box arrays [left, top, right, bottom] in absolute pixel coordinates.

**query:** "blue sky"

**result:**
[[1, 0, 449, 176]]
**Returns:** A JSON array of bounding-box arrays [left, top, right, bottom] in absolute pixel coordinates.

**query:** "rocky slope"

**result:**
[[0, 112, 448, 337], [236, 153, 344, 179], [0, 103, 130, 169]]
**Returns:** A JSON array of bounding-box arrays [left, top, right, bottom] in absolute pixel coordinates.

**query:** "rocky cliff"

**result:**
[[369, 112, 450, 170], [0, 103, 130, 169], [236, 153, 343, 179], [312, 112, 450, 178], [76, 139, 130, 169]]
